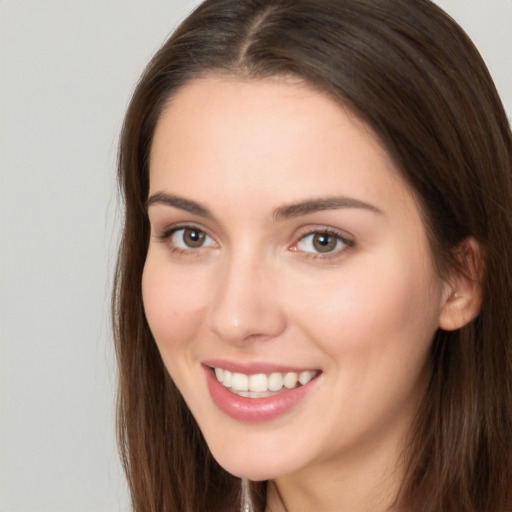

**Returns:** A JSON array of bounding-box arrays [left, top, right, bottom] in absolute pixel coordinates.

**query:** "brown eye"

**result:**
[[312, 233, 338, 253], [182, 228, 206, 248], [168, 227, 216, 250], [294, 230, 351, 256]]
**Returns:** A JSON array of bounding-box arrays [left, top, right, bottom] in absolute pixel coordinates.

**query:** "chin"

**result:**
[[208, 444, 297, 482]]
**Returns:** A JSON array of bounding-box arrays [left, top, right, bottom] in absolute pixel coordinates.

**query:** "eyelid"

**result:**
[[152, 221, 353, 259], [290, 226, 354, 259], [154, 221, 209, 239], [154, 222, 218, 251]]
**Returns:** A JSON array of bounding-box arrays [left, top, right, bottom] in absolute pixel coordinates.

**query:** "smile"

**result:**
[[214, 367, 318, 397], [204, 363, 321, 422]]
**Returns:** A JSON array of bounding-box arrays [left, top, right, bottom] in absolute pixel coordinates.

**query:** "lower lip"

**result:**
[[204, 367, 318, 423]]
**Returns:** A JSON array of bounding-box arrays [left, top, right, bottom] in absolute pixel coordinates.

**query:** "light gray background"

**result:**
[[0, 1, 510, 511]]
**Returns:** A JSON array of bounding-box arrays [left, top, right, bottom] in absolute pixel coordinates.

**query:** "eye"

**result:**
[[292, 230, 352, 255], [167, 227, 216, 250]]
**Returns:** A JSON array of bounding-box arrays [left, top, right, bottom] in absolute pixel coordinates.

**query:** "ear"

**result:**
[[439, 237, 484, 331]]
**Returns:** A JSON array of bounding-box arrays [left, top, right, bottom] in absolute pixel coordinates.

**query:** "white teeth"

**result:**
[[283, 372, 298, 389], [249, 374, 268, 392], [214, 368, 317, 394], [231, 372, 249, 392], [268, 372, 284, 391], [214, 367, 224, 383], [299, 370, 316, 385], [223, 369, 232, 388]]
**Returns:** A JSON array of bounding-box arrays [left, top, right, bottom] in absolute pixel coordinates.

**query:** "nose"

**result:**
[[207, 252, 287, 345]]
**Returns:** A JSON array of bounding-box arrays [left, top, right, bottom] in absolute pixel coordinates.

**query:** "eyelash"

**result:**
[[291, 228, 354, 260], [155, 224, 354, 260], [155, 224, 217, 255]]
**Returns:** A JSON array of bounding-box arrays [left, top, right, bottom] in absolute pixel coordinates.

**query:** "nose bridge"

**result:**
[[207, 246, 286, 344]]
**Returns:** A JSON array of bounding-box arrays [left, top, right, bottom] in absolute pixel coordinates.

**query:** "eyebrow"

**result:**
[[146, 192, 383, 220], [273, 197, 383, 221], [146, 192, 212, 217]]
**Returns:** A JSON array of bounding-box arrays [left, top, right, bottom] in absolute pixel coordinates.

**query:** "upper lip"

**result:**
[[202, 359, 320, 375]]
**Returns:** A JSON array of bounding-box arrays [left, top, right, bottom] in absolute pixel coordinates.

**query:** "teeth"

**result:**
[[223, 370, 232, 388], [249, 374, 268, 393], [214, 368, 317, 393], [284, 372, 298, 389], [268, 372, 283, 391], [299, 370, 316, 385], [231, 372, 249, 391]]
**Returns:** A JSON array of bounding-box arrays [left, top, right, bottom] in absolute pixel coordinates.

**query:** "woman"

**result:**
[[112, 0, 512, 510]]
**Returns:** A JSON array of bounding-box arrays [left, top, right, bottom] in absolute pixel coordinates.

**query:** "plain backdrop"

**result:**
[[0, 1, 510, 511]]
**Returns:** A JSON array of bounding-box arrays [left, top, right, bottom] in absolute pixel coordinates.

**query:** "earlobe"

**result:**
[[438, 237, 484, 331]]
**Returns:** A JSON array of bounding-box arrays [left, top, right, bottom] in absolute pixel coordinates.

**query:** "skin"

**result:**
[[142, 76, 456, 512]]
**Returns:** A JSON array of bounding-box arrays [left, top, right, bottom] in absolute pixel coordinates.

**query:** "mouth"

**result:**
[[203, 362, 322, 422], [213, 367, 319, 398]]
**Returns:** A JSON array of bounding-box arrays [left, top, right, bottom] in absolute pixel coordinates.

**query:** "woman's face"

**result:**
[[143, 77, 450, 482]]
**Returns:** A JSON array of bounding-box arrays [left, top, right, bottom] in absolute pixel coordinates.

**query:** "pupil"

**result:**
[[313, 233, 336, 252], [184, 229, 205, 248]]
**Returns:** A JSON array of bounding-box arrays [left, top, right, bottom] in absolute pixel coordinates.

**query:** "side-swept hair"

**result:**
[[113, 1, 512, 510]]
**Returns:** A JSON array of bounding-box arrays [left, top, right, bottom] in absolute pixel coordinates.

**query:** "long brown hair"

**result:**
[[113, 1, 512, 510]]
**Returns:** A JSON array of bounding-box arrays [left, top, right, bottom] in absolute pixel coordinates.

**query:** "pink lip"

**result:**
[[202, 358, 316, 374], [203, 364, 320, 423]]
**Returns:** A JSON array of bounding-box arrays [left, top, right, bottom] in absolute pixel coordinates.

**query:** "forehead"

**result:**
[[149, 76, 415, 219], [153, 76, 377, 151]]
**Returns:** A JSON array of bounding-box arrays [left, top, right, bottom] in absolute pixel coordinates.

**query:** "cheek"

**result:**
[[285, 250, 443, 361], [281, 256, 443, 445], [141, 255, 210, 354]]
